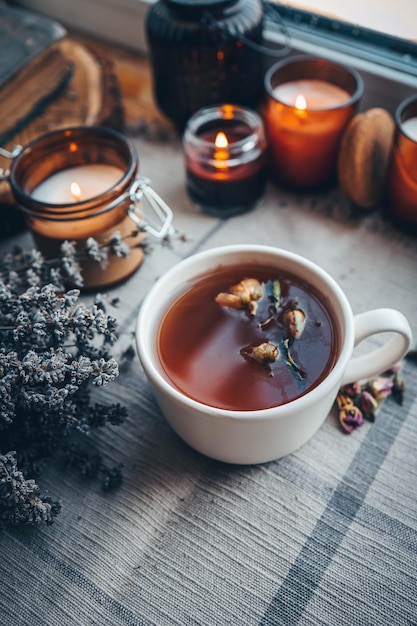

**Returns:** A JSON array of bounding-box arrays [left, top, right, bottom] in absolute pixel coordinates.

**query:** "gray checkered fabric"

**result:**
[[1, 136, 416, 626]]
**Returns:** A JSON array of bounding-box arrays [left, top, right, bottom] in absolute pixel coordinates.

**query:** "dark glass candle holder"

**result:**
[[183, 104, 267, 217], [263, 55, 363, 189], [386, 94, 417, 229], [7, 126, 173, 289], [146, 0, 265, 130]]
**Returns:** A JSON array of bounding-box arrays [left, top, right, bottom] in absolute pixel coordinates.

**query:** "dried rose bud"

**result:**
[[229, 278, 262, 303], [281, 309, 306, 339], [339, 405, 364, 433], [359, 390, 379, 421], [241, 342, 279, 365], [392, 373, 406, 406], [340, 381, 362, 398], [366, 376, 394, 401], [215, 278, 262, 315], [336, 393, 355, 411], [215, 292, 244, 310]]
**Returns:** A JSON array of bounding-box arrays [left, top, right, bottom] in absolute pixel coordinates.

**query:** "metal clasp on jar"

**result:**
[[0, 145, 23, 181], [128, 177, 174, 240]]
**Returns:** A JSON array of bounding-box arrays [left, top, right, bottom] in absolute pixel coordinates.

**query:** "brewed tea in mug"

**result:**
[[158, 263, 340, 411]]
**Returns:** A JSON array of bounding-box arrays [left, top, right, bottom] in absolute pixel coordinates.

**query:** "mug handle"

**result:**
[[342, 308, 413, 385]]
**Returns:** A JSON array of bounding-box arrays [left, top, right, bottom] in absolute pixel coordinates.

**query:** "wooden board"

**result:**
[[83, 37, 177, 141]]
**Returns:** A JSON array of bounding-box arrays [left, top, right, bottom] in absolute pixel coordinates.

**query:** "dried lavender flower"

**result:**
[[0, 452, 61, 527], [0, 231, 147, 292], [85, 237, 109, 268], [0, 241, 131, 528], [108, 231, 131, 258]]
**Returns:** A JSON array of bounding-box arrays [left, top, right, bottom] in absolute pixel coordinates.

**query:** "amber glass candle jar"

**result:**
[[386, 94, 417, 229], [8, 126, 172, 289], [183, 104, 267, 217], [263, 56, 363, 189], [146, 0, 264, 131]]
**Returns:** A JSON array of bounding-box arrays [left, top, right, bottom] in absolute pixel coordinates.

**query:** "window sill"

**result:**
[[14, 0, 151, 52], [13, 0, 417, 114]]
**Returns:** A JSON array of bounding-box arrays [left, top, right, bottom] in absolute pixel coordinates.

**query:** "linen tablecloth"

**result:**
[[1, 134, 416, 626]]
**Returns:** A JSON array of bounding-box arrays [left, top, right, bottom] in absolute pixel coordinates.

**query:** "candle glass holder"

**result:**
[[263, 55, 363, 189], [183, 104, 267, 217], [7, 126, 173, 289], [386, 94, 417, 229]]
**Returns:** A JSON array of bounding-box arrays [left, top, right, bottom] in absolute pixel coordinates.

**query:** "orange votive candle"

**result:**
[[387, 94, 417, 228], [263, 56, 363, 189]]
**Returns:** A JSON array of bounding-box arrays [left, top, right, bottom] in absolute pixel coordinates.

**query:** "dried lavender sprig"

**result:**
[[0, 452, 61, 527], [0, 239, 131, 528], [0, 231, 147, 289]]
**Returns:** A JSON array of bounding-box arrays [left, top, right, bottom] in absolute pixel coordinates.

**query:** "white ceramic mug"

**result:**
[[135, 245, 412, 464]]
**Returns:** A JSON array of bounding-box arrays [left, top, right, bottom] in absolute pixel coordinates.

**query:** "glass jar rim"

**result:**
[[395, 93, 417, 130], [184, 104, 266, 152], [9, 125, 138, 211], [264, 54, 364, 111]]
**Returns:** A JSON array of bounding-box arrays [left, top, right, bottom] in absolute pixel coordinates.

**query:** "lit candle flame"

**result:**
[[215, 132, 229, 149], [295, 94, 307, 111], [213, 131, 230, 170], [70, 182, 82, 201]]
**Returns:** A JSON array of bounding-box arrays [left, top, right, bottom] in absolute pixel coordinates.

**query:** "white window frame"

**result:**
[[14, 0, 152, 53]]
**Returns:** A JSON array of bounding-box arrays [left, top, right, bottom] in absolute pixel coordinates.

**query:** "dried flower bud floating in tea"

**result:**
[[281, 309, 306, 339], [215, 277, 262, 315], [240, 342, 279, 375]]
